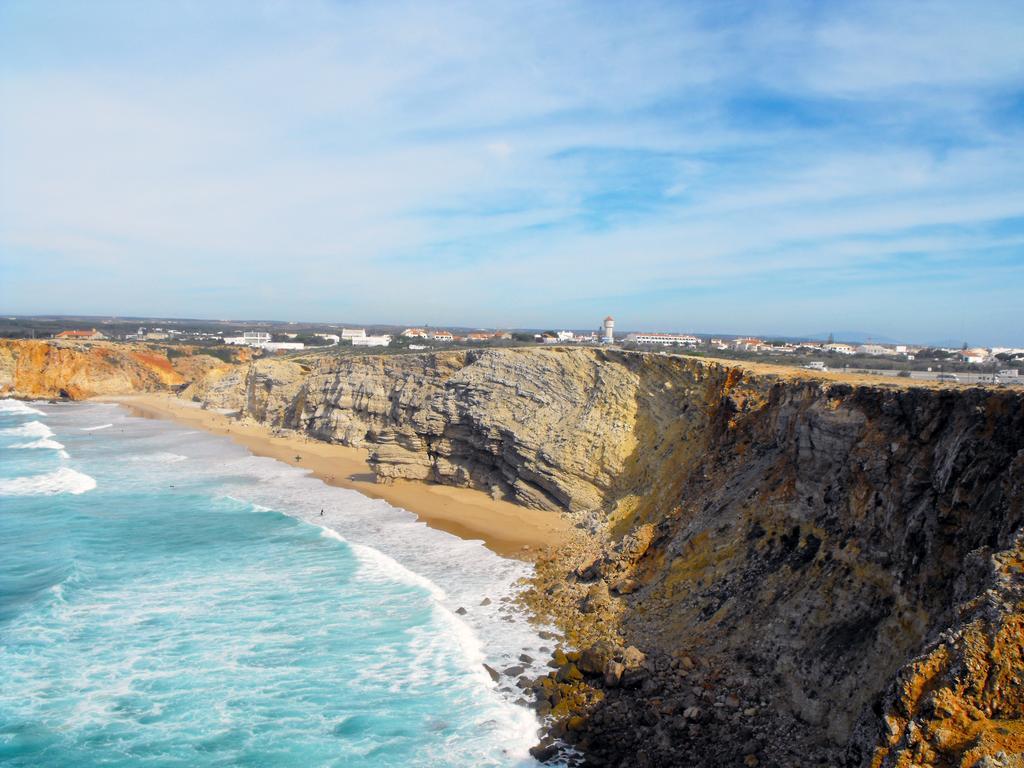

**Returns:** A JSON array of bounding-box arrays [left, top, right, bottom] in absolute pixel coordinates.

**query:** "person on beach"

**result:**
[[320, 509, 324, 516]]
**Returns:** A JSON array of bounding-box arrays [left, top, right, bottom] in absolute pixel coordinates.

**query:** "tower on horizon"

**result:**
[[602, 315, 615, 344]]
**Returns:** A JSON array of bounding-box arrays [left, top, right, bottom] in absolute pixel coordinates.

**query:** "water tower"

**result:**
[[602, 315, 615, 343]]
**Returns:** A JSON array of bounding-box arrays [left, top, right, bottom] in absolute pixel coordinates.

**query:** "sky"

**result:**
[[1, 1, 1022, 345]]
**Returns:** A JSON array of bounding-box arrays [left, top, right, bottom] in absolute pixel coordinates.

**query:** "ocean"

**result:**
[[0, 398, 549, 767]]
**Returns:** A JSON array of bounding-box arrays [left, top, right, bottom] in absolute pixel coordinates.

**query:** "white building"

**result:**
[[733, 338, 771, 352], [225, 331, 271, 347], [315, 333, 340, 345], [556, 330, 576, 342], [857, 344, 897, 356], [402, 328, 429, 338], [261, 342, 305, 351], [602, 316, 615, 343], [625, 333, 701, 346], [429, 331, 454, 342], [352, 334, 392, 347], [825, 343, 856, 355], [341, 328, 366, 341]]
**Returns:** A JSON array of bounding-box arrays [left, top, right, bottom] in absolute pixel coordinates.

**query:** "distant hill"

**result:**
[[803, 331, 899, 345]]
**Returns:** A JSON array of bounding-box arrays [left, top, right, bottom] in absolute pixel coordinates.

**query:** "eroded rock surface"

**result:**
[[0, 339, 185, 398]]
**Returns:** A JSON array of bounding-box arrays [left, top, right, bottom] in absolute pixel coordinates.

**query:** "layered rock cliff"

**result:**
[[0, 339, 199, 399], [7, 340, 1024, 767]]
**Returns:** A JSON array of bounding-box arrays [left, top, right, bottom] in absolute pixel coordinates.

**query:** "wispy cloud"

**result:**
[[1, 0, 1022, 343]]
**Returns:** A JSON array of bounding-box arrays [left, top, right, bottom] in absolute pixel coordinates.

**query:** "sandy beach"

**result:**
[[93, 393, 572, 559]]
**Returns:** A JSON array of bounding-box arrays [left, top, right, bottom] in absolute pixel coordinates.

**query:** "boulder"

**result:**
[[622, 645, 647, 669], [575, 558, 603, 581], [555, 663, 584, 683], [579, 640, 619, 675], [604, 660, 626, 687], [610, 578, 640, 595], [580, 581, 611, 614], [529, 741, 560, 762]]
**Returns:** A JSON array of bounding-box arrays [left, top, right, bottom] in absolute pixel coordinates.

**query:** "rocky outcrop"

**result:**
[[0, 339, 186, 399], [853, 534, 1024, 768]]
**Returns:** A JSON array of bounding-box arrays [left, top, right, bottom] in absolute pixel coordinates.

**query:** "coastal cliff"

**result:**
[[0, 339, 195, 399], [7, 339, 1024, 768], [185, 345, 1024, 767]]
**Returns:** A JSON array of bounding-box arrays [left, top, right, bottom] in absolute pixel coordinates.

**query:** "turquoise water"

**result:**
[[0, 400, 545, 767]]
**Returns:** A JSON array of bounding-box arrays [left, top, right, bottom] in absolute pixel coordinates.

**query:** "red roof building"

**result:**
[[55, 329, 106, 340]]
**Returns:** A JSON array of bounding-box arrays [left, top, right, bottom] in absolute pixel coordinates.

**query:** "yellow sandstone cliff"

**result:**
[[0, 339, 227, 399]]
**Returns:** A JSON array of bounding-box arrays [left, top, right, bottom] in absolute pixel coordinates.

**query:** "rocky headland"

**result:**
[[4, 339, 1023, 768]]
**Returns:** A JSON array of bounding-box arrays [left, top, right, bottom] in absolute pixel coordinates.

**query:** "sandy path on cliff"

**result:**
[[93, 393, 572, 559]]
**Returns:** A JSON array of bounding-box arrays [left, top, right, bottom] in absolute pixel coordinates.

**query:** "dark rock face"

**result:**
[[849, 531, 1024, 767], [563, 380, 1024, 767]]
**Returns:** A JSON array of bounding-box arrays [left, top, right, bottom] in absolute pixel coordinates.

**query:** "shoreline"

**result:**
[[92, 393, 572, 560]]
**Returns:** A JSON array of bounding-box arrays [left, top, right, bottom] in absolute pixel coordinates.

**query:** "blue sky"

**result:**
[[1, 0, 1022, 344]]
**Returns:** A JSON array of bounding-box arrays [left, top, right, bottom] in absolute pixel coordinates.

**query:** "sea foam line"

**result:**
[[0, 420, 54, 439], [330, 531, 448, 602], [0, 399, 45, 416], [12, 437, 66, 451], [127, 452, 187, 464], [318, 528, 494, 687], [81, 423, 113, 431], [0, 467, 96, 496]]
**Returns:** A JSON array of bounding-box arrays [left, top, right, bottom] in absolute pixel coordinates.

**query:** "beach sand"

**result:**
[[94, 393, 571, 559]]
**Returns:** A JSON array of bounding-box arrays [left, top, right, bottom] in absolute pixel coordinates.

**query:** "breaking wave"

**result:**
[[11, 437, 66, 451], [0, 399, 45, 416], [0, 420, 54, 439], [0, 467, 97, 496], [127, 451, 188, 464], [0, 399, 46, 417]]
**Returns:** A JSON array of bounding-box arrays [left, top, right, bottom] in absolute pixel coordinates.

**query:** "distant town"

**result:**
[[4, 314, 1022, 386]]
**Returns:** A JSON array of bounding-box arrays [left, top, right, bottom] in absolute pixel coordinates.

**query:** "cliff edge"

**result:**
[[7, 339, 1024, 768]]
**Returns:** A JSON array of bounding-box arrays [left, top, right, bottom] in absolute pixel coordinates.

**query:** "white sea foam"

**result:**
[[0, 467, 96, 496], [12, 437, 66, 451], [343, 535, 448, 602], [0, 399, 45, 416], [81, 423, 113, 431], [0, 420, 54, 439], [127, 451, 188, 464]]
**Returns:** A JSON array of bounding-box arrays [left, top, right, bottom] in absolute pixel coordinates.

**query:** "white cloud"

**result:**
[[1, 0, 1022, 343]]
